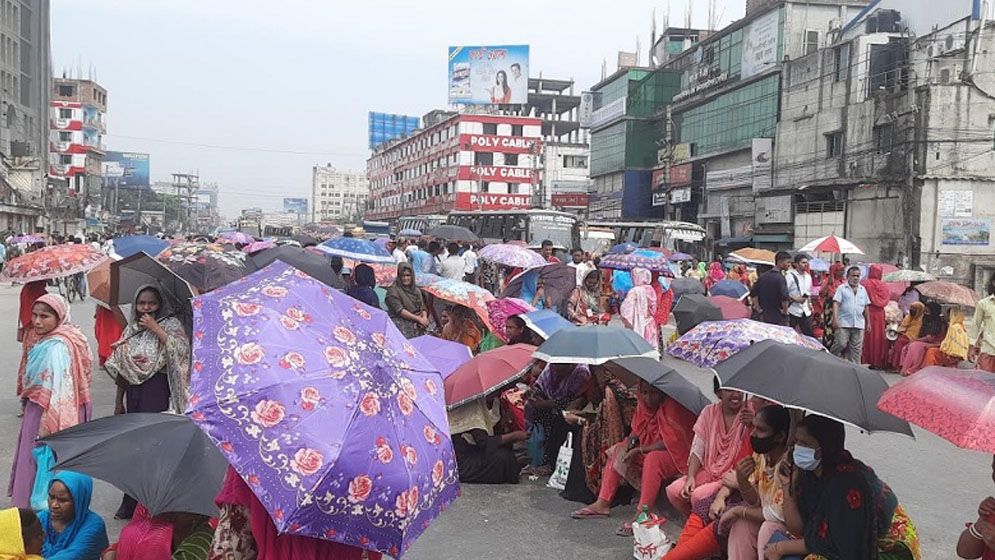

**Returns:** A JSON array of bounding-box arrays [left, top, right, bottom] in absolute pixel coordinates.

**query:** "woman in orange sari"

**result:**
[[440, 305, 482, 352], [923, 307, 969, 367]]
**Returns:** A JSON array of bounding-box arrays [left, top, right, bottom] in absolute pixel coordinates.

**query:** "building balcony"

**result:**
[[82, 118, 106, 134]]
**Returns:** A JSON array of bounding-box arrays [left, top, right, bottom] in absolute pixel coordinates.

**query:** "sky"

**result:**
[[51, 0, 742, 219]]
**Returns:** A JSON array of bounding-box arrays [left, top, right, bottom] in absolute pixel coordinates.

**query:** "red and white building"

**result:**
[[49, 79, 107, 202], [366, 113, 543, 219]]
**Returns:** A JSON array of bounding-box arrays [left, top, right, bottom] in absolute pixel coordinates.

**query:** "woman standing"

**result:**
[[861, 264, 892, 369], [820, 263, 846, 349], [9, 294, 94, 508], [620, 268, 659, 350], [566, 269, 607, 326], [704, 261, 725, 293], [385, 263, 429, 338]]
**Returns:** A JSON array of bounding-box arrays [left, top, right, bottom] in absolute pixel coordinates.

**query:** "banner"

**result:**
[[448, 45, 529, 105], [941, 218, 991, 245], [458, 165, 539, 184], [706, 166, 753, 191], [741, 9, 780, 79], [588, 97, 626, 129], [752, 138, 773, 193], [551, 193, 589, 208], [459, 134, 541, 154], [454, 192, 531, 211], [101, 151, 150, 189], [283, 198, 308, 214], [579, 92, 595, 127]]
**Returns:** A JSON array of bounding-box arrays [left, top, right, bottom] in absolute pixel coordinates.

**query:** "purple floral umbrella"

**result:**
[[186, 261, 459, 557], [598, 252, 675, 276], [479, 243, 546, 269], [409, 335, 473, 380], [666, 318, 826, 369]]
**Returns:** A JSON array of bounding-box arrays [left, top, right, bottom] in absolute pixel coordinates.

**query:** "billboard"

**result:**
[[458, 165, 539, 184], [459, 134, 540, 154], [101, 151, 150, 189], [941, 218, 991, 246], [751, 138, 773, 193], [283, 198, 308, 214], [454, 192, 531, 211], [741, 9, 781, 79], [448, 45, 529, 105], [368, 112, 420, 150]]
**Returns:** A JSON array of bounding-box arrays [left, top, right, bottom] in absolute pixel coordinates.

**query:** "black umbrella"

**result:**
[[39, 413, 228, 517], [607, 357, 711, 414], [250, 246, 344, 289], [292, 234, 319, 247], [110, 252, 197, 306], [713, 340, 913, 436], [672, 294, 723, 335], [671, 277, 706, 300], [426, 224, 479, 242]]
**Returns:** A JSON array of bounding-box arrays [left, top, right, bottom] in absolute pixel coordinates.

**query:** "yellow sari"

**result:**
[[0, 508, 43, 560]]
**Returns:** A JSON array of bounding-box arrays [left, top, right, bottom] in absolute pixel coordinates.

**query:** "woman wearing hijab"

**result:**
[[346, 264, 380, 309], [105, 285, 191, 519], [861, 264, 892, 369], [567, 269, 607, 325], [729, 264, 751, 287], [385, 262, 428, 338], [37, 471, 108, 560], [890, 302, 925, 370], [620, 268, 659, 350], [107, 506, 213, 560], [820, 263, 846, 349], [9, 294, 93, 508], [705, 261, 725, 293], [440, 305, 483, 351], [0, 507, 44, 560], [923, 307, 970, 368], [448, 398, 527, 484], [900, 301, 947, 376]]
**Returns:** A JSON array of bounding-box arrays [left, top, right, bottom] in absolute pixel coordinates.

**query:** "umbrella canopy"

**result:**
[[914, 280, 980, 307], [798, 234, 864, 255], [110, 235, 170, 259], [243, 239, 277, 254], [366, 263, 441, 289], [669, 252, 694, 262], [713, 340, 912, 435], [156, 242, 253, 294], [410, 335, 473, 380], [670, 277, 706, 300], [425, 224, 479, 242], [707, 295, 752, 320], [533, 325, 659, 365], [877, 367, 995, 453], [609, 242, 638, 254], [597, 252, 675, 275], [292, 233, 319, 247], [317, 237, 394, 264], [484, 298, 535, 342], [709, 279, 749, 299], [672, 294, 723, 335], [374, 237, 391, 249], [882, 269, 935, 283], [218, 231, 255, 245], [86, 259, 114, 307], [667, 318, 825, 369], [808, 257, 830, 272], [422, 278, 496, 331], [111, 252, 197, 312], [39, 413, 227, 517], [399, 228, 423, 237], [187, 261, 459, 556], [478, 243, 546, 269], [501, 263, 576, 308], [251, 245, 344, 290], [444, 344, 536, 408], [605, 357, 710, 415], [728, 248, 775, 266], [0, 243, 109, 282], [520, 309, 573, 340]]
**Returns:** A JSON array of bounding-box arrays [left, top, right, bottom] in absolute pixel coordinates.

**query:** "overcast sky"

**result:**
[[51, 0, 741, 218]]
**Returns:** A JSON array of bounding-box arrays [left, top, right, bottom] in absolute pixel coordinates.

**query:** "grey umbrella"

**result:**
[[713, 340, 913, 436], [672, 294, 723, 335], [39, 413, 228, 517], [110, 251, 196, 307], [671, 277, 706, 300], [533, 325, 659, 365], [426, 224, 480, 242], [607, 357, 711, 414]]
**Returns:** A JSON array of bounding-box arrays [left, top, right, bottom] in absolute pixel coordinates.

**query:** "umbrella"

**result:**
[[422, 278, 496, 331], [292, 233, 318, 247], [243, 239, 277, 254], [877, 367, 995, 453], [366, 263, 441, 289], [156, 242, 255, 294], [808, 258, 830, 272], [187, 261, 459, 556], [606, 357, 710, 415], [667, 319, 825, 369], [374, 237, 391, 248], [425, 225, 479, 242], [597, 252, 675, 275], [520, 309, 573, 340], [798, 234, 864, 255], [709, 279, 749, 299], [218, 231, 255, 245], [409, 335, 473, 381], [882, 269, 936, 283], [671, 277, 705, 300], [444, 344, 536, 408], [914, 280, 980, 307], [728, 248, 775, 266], [110, 235, 170, 259], [707, 295, 752, 320], [485, 298, 535, 342], [669, 252, 694, 262], [39, 413, 227, 517], [399, 228, 423, 237], [533, 325, 659, 365], [713, 340, 912, 435], [317, 237, 394, 264], [479, 243, 546, 269], [251, 246, 344, 289], [10, 234, 44, 244], [111, 252, 197, 311], [609, 242, 638, 254], [0, 243, 109, 283], [672, 294, 723, 335], [86, 259, 114, 307], [502, 263, 577, 308]]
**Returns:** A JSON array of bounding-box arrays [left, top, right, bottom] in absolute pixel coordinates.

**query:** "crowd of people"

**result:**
[[0, 230, 992, 560]]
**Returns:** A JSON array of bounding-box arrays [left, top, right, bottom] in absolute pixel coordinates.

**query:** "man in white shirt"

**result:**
[[786, 253, 814, 336], [567, 248, 594, 286], [462, 242, 479, 283], [509, 63, 526, 104], [392, 238, 408, 264], [438, 242, 466, 280]]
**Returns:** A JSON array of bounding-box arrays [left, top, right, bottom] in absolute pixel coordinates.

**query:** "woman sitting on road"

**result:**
[[104, 506, 213, 560], [440, 304, 482, 352], [890, 302, 925, 371], [39, 471, 108, 560], [523, 361, 591, 477], [567, 269, 608, 326], [345, 263, 380, 309], [0, 507, 44, 559], [956, 456, 995, 558], [922, 307, 970, 368], [449, 397, 528, 485], [900, 301, 948, 376]]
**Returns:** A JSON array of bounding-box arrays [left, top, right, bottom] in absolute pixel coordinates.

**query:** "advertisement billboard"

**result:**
[[751, 138, 773, 193], [459, 134, 541, 154], [454, 192, 531, 211], [448, 45, 529, 105], [741, 9, 781, 79], [941, 218, 991, 245], [368, 112, 420, 150], [551, 193, 589, 208], [458, 165, 540, 184], [283, 198, 309, 214], [101, 151, 150, 189]]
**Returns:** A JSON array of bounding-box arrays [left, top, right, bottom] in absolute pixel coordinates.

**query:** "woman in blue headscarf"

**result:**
[[519, 270, 552, 310], [37, 470, 108, 560]]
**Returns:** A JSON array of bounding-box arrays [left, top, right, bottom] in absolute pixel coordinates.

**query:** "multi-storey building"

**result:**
[[366, 113, 542, 220], [312, 164, 369, 223], [49, 78, 107, 231]]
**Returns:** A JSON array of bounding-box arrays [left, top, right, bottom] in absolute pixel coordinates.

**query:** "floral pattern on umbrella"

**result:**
[[0, 243, 109, 282], [157, 242, 255, 293], [421, 278, 496, 331], [478, 243, 547, 269], [666, 318, 825, 369], [914, 280, 980, 307], [597, 252, 675, 275], [187, 262, 459, 557]]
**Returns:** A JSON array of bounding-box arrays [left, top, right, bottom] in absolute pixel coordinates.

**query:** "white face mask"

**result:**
[[793, 444, 822, 471]]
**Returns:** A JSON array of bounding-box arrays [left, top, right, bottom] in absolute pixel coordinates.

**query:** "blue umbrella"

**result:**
[[609, 242, 638, 254], [399, 228, 422, 237], [316, 237, 394, 264], [533, 325, 659, 365], [709, 279, 749, 299], [520, 309, 573, 340], [111, 235, 169, 259]]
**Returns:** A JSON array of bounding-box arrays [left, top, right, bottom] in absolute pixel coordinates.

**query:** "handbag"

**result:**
[[546, 432, 573, 490], [632, 516, 671, 560]]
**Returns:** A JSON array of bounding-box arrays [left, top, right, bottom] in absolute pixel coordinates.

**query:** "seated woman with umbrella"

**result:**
[[448, 395, 529, 485]]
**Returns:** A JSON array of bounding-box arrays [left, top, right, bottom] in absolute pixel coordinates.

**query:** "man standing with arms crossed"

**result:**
[[832, 266, 871, 363]]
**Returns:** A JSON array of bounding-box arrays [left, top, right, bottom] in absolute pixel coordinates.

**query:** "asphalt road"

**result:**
[[0, 285, 986, 559]]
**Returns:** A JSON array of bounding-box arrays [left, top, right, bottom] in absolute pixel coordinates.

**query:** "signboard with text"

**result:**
[[752, 138, 773, 193], [741, 9, 781, 79], [448, 45, 530, 105], [551, 193, 589, 208], [459, 134, 541, 154], [283, 198, 308, 214], [102, 151, 150, 189], [454, 192, 532, 211], [706, 166, 753, 191], [458, 165, 539, 184]]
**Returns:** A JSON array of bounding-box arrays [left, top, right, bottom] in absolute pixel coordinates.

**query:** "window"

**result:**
[[563, 155, 588, 169], [58, 108, 72, 119], [833, 44, 850, 82], [59, 154, 72, 165], [511, 124, 523, 137], [57, 84, 74, 97], [939, 69, 951, 84], [504, 153, 519, 166], [480, 181, 490, 193], [804, 30, 819, 55], [874, 123, 894, 153], [474, 152, 493, 166], [482, 123, 498, 135], [825, 132, 843, 158], [58, 131, 71, 142]]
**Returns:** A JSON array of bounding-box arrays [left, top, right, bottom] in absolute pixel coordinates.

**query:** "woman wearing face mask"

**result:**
[[768, 415, 920, 560]]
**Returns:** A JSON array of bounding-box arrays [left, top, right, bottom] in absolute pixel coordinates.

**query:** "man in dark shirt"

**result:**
[[751, 251, 792, 326]]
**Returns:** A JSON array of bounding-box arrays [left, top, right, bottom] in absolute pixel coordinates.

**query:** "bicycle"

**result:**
[[55, 272, 86, 303]]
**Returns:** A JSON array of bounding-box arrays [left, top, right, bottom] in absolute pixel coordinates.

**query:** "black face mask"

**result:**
[[750, 434, 780, 454]]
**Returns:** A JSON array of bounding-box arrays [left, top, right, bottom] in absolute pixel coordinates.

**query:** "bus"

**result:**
[[581, 220, 708, 255], [578, 226, 616, 255], [395, 215, 447, 235], [447, 209, 579, 249], [361, 220, 391, 237]]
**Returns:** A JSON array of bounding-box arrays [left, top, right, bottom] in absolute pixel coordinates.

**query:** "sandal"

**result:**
[[615, 523, 634, 537], [571, 506, 609, 520]]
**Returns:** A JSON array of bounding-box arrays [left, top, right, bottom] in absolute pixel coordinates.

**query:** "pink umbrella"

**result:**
[[485, 298, 535, 342], [444, 344, 536, 408], [242, 240, 276, 254]]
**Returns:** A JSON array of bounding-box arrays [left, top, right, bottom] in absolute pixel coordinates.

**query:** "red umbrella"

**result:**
[[706, 295, 752, 320], [0, 243, 109, 282], [878, 367, 995, 453], [444, 344, 536, 409]]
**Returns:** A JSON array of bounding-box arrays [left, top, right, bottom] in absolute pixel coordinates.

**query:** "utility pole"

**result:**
[[664, 105, 674, 219]]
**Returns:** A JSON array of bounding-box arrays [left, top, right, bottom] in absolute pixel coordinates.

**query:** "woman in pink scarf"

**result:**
[[705, 261, 725, 292], [9, 294, 93, 507], [620, 268, 658, 350]]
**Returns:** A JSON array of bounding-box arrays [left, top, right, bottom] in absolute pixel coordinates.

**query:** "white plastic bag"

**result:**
[[546, 432, 573, 490], [632, 517, 670, 560]]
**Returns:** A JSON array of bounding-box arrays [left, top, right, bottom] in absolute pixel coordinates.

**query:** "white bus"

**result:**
[[447, 209, 579, 249], [395, 215, 447, 235], [581, 220, 708, 255]]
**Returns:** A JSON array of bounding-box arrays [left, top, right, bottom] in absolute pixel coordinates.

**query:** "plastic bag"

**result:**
[[632, 516, 671, 560], [546, 432, 573, 490]]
